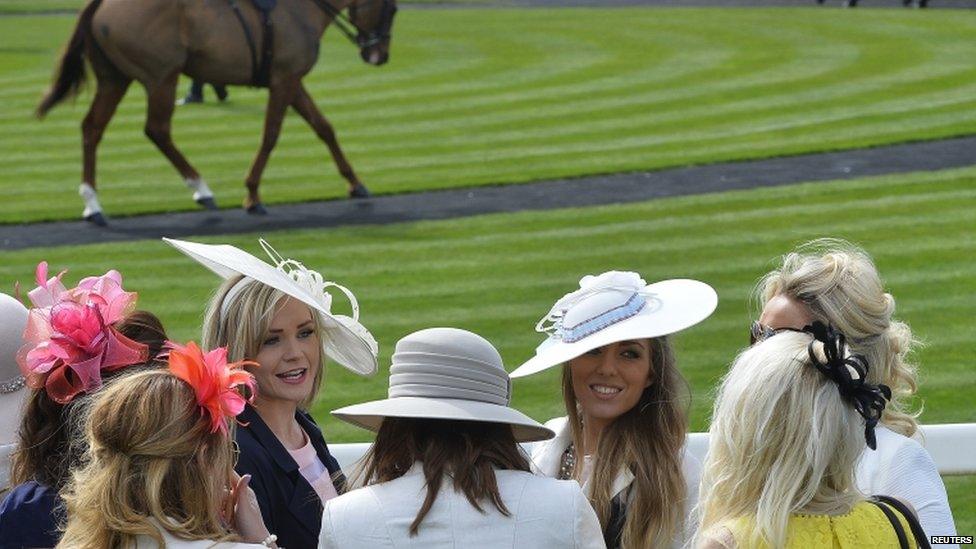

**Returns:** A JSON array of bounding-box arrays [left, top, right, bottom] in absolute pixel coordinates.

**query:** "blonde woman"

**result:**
[[511, 271, 718, 548], [696, 325, 923, 548], [165, 238, 379, 549], [755, 239, 956, 540], [58, 341, 278, 548]]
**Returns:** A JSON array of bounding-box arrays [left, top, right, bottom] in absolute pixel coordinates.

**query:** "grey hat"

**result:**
[[332, 327, 554, 442], [1, 292, 29, 449]]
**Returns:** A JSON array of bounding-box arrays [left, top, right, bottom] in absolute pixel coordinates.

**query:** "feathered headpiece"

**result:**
[[164, 341, 257, 435], [16, 262, 148, 404]]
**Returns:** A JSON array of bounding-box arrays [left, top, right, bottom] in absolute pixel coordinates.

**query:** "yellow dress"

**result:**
[[727, 501, 917, 548]]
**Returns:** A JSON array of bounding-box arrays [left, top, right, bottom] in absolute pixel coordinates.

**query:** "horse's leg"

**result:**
[[290, 82, 370, 199], [243, 79, 299, 214], [143, 71, 218, 210], [80, 78, 131, 226]]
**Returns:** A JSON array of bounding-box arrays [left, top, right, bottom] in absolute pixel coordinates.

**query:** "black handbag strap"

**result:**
[[869, 498, 910, 549], [874, 495, 932, 549]]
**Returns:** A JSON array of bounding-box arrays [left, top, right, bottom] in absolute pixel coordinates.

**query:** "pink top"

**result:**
[[287, 435, 339, 503]]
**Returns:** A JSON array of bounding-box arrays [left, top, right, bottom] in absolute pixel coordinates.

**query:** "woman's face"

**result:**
[[251, 298, 321, 406], [759, 294, 814, 333], [569, 340, 653, 424]]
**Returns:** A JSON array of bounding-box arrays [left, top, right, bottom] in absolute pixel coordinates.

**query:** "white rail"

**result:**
[[329, 423, 976, 475]]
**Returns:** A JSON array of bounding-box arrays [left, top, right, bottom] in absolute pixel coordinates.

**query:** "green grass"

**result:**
[[0, 0, 487, 14], [1, 8, 975, 222], [1, 167, 974, 524], [4, 166, 975, 524]]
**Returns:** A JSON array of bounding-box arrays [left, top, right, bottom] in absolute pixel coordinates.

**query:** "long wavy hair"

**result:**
[[202, 275, 326, 409], [696, 332, 864, 548], [354, 417, 531, 536], [58, 369, 238, 549], [758, 238, 920, 436], [9, 310, 167, 491], [562, 336, 688, 548]]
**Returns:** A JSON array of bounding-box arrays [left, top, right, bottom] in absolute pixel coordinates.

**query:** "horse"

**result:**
[[36, 0, 398, 226]]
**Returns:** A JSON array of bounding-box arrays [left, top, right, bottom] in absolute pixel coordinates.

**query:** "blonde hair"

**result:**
[[758, 238, 919, 437], [562, 337, 688, 548], [58, 370, 237, 548], [696, 332, 864, 548], [201, 275, 326, 409]]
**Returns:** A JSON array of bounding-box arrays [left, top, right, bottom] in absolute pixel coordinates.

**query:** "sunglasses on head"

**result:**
[[749, 321, 811, 345]]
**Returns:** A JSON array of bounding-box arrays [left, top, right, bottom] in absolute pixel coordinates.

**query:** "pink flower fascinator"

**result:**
[[164, 341, 257, 435], [16, 262, 148, 404]]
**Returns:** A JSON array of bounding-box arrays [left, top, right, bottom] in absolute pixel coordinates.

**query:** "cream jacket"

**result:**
[[318, 462, 606, 548], [530, 417, 701, 549]]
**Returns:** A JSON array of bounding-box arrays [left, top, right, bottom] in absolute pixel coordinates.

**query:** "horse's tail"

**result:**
[[36, 0, 103, 118]]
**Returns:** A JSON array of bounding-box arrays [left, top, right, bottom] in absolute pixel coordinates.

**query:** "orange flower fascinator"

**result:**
[[164, 341, 257, 435]]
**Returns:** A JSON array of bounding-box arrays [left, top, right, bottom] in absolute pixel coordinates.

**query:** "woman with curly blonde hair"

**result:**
[[753, 238, 956, 540], [58, 342, 278, 548]]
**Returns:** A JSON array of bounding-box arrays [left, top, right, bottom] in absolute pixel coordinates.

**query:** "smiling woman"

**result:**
[[163, 237, 380, 549], [511, 271, 718, 548]]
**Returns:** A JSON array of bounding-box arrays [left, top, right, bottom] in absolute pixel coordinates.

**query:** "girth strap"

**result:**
[[227, 0, 273, 87]]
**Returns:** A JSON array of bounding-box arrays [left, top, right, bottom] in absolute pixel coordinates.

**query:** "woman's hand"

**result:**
[[226, 472, 276, 546]]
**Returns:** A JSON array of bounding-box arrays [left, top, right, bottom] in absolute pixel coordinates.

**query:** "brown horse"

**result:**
[[37, 0, 398, 225]]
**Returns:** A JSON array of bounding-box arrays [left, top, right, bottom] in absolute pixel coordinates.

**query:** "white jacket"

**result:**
[[856, 425, 958, 547], [318, 462, 606, 548], [530, 417, 700, 549]]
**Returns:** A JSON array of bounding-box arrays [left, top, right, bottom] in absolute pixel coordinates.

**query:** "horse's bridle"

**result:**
[[309, 0, 397, 51]]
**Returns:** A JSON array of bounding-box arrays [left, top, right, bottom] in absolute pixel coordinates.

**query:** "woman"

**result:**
[[320, 327, 605, 548], [755, 239, 956, 540], [696, 325, 922, 548], [0, 292, 29, 495], [165, 237, 379, 549], [0, 264, 167, 548], [510, 271, 718, 548], [58, 341, 278, 548]]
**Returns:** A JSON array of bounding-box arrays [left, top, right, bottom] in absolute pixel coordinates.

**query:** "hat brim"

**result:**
[[332, 396, 555, 443], [510, 279, 718, 378], [163, 238, 378, 376]]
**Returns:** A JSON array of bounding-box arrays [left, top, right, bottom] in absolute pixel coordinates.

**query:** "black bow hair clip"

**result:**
[[804, 321, 892, 451]]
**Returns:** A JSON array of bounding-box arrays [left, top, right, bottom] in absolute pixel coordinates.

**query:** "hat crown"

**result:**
[[388, 328, 510, 406], [0, 293, 28, 384], [562, 290, 635, 326]]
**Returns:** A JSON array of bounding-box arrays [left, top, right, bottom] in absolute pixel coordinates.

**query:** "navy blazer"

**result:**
[[235, 405, 345, 549], [0, 480, 65, 548]]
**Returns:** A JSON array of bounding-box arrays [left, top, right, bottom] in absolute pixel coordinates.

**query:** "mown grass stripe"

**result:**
[[2, 8, 975, 222]]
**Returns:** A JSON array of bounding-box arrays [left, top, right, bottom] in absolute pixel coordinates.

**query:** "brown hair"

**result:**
[[356, 417, 531, 536], [562, 336, 689, 548], [58, 369, 237, 548], [9, 310, 167, 491]]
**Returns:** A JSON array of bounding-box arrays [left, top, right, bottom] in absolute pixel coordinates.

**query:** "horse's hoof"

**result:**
[[85, 212, 108, 227], [196, 196, 218, 210], [246, 203, 268, 215], [349, 183, 371, 199]]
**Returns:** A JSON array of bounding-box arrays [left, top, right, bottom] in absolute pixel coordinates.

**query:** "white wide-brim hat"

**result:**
[[163, 238, 378, 376], [0, 292, 29, 447], [511, 271, 718, 378], [332, 327, 554, 442]]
